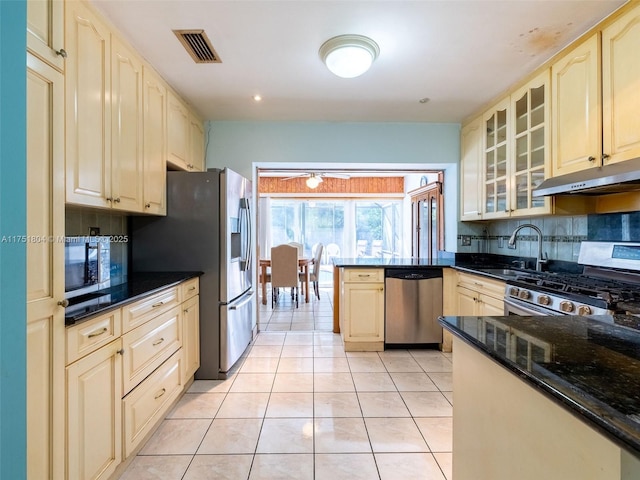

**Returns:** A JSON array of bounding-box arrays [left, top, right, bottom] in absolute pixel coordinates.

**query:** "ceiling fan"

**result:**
[[281, 172, 350, 188]]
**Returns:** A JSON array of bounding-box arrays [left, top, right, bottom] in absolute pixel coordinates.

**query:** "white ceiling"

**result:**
[[91, 0, 625, 124]]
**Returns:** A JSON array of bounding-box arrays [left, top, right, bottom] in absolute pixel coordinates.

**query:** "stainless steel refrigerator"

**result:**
[[131, 168, 254, 379]]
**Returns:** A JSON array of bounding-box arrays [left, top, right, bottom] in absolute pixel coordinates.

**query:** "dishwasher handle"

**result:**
[[385, 268, 442, 280]]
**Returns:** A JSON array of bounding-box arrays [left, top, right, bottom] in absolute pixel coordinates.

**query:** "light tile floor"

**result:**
[[117, 288, 453, 479]]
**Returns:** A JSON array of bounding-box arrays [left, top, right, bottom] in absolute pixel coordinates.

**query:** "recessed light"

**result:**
[[253, 94, 262, 102], [419, 97, 430, 104]]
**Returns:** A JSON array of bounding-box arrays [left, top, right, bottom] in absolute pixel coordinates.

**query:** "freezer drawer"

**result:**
[[219, 291, 255, 375], [385, 269, 443, 345]]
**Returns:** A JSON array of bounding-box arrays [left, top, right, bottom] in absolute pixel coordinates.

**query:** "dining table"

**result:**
[[259, 257, 313, 305]]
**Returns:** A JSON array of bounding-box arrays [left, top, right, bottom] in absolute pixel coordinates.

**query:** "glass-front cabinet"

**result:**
[[510, 70, 551, 216], [479, 70, 551, 220], [482, 98, 510, 219]]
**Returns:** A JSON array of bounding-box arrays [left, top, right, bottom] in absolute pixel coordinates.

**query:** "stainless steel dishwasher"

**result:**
[[384, 268, 443, 346]]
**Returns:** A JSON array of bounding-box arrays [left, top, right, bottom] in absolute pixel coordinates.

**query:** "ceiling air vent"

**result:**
[[173, 29, 221, 63]]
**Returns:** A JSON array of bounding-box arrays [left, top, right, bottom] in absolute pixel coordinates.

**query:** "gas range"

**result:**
[[504, 242, 640, 317]]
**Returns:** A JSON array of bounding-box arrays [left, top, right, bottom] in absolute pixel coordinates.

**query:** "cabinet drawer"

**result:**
[[122, 286, 180, 333], [122, 306, 181, 394], [344, 268, 384, 283], [457, 271, 505, 299], [122, 349, 183, 457], [66, 309, 122, 365], [181, 277, 199, 302]]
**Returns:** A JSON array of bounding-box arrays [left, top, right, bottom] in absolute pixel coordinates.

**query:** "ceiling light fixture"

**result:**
[[306, 174, 323, 189], [319, 34, 379, 78]]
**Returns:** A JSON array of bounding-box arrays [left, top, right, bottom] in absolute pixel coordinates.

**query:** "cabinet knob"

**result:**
[[145, 203, 151, 209], [602, 153, 610, 161], [55, 48, 67, 58], [106, 197, 113, 202], [588, 156, 596, 162], [57, 299, 69, 308], [113, 197, 121, 203], [116, 349, 125, 356]]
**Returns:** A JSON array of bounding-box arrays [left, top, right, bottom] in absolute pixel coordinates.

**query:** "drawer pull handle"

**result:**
[[87, 327, 108, 338], [154, 388, 166, 400], [358, 274, 371, 277], [152, 301, 165, 307], [188, 286, 196, 291], [153, 338, 165, 346]]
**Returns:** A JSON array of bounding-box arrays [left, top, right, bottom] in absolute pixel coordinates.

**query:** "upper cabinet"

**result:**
[[65, 0, 112, 208], [482, 97, 510, 219], [460, 116, 483, 221], [602, 4, 640, 165], [167, 92, 204, 171], [509, 70, 551, 216], [27, 0, 65, 71], [551, 34, 602, 176]]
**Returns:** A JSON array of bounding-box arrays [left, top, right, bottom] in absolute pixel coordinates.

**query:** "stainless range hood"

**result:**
[[532, 157, 640, 196]]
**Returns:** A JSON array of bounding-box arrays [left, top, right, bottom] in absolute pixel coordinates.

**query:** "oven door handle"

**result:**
[[504, 296, 557, 316]]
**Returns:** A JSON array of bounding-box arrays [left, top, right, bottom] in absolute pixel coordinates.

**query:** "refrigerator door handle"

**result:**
[[239, 197, 252, 272], [229, 291, 254, 310]]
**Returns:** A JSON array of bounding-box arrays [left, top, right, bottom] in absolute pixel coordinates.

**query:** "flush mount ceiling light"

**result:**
[[306, 174, 323, 189], [319, 34, 380, 78]]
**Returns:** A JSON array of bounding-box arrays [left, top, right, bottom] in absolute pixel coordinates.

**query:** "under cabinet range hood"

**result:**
[[532, 157, 640, 196]]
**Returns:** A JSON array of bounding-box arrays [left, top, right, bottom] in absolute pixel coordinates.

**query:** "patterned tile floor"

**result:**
[[117, 288, 453, 479]]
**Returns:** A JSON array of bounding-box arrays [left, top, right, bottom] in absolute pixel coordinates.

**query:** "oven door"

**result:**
[[504, 296, 562, 316]]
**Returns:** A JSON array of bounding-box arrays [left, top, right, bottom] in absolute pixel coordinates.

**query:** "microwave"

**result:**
[[64, 236, 111, 298]]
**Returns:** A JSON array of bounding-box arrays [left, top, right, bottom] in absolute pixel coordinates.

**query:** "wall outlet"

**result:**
[[461, 235, 472, 246], [89, 226, 100, 236], [498, 237, 504, 248]]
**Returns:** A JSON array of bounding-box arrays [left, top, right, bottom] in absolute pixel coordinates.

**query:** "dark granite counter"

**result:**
[[440, 314, 640, 457], [65, 271, 203, 325]]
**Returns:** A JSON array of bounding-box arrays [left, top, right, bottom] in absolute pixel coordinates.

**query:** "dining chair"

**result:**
[[324, 243, 340, 265], [270, 244, 300, 307], [301, 243, 323, 300], [288, 241, 304, 257]]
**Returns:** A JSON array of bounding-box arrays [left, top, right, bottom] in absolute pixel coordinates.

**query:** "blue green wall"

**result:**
[[0, 1, 27, 478]]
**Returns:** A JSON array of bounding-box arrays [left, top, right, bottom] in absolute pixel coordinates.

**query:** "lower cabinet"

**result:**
[[456, 271, 505, 316], [66, 339, 123, 480], [65, 278, 199, 479], [340, 268, 385, 351]]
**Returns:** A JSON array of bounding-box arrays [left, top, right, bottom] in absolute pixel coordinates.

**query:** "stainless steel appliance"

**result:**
[[385, 268, 443, 345], [131, 169, 254, 379], [504, 241, 640, 317]]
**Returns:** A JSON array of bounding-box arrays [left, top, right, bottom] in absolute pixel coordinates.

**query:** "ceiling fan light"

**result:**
[[306, 175, 322, 188], [319, 35, 379, 78]]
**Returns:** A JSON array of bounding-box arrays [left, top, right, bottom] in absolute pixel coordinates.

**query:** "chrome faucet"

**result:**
[[508, 224, 548, 271]]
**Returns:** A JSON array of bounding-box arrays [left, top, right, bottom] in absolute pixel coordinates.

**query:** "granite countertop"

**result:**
[[440, 314, 640, 457], [64, 271, 203, 325]]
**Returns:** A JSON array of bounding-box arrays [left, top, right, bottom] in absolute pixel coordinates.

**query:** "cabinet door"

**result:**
[[65, 1, 112, 207], [482, 98, 510, 219], [167, 91, 190, 170], [26, 52, 65, 480], [460, 116, 483, 220], [343, 283, 385, 342], [602, 4, 640, 165], [189, 112, 205, 171], [182, 295, 200, 380], [456, 286, 478, 316], [142, 66, 167, 215], [111, 35, 144, 212], [510, 70, 552, 217], [479, 294, 506, 316], [551, 34, 601, 175], [27, 0, 65, 70], [67, 340, 122, 480]]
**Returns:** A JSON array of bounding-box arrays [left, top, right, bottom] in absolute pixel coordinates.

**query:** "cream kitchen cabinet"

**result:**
[[602, 3, 640, 166], [65, 0, 112, 208], [26, 51, 66, 480], [551, 34, 602, 176], [181, 278, 200, 380], [189, 111, 205, 171], [340, 268, 385, 351], [456, 271, 505, 316], [27, 0, 65, 71], [460, 116, 483, 220], [167, 91, 191, 170], [482, 97, 510, 219], [66, 338, 123, 480], [142, 65, 167, 215]]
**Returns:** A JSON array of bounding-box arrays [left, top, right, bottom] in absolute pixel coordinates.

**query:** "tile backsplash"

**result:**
[[457, 211, 640, 263], [65, 207, 129, 286]]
